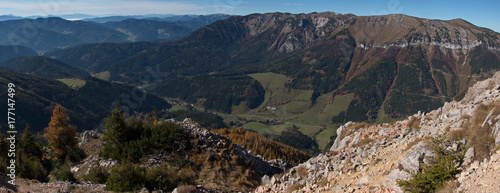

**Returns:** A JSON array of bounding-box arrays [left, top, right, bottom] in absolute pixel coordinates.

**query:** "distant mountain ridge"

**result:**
[[0, 14, 230, 52], [46, 12, 500, 122]]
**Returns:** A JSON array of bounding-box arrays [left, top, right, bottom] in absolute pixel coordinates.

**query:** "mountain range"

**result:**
[[0, 11, 500, 192], [46, 12, 500, 123], [0, 14, 230, 52]]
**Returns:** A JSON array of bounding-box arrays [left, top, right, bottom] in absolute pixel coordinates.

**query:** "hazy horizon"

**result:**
[[0, 0, 498, 32]]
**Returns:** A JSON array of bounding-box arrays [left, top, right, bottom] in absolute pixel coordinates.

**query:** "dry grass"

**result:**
[[287, 182, 304, 193], [176, 185, 197, 193], [317, 178, 329, 187], [339, 122, 367, 142], [329, 150, 340, 156], [436, 180, 459, 193], [405, 137, 424, 151], [297, 166, 308, 179], [447, 128, 467, 142], [487, 81, 496, 90], [408, 117, 421, 130], [463, 102, 500, 161], [353, 137, 374, 148]]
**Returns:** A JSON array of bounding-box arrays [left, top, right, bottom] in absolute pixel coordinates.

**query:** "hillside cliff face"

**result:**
[[48, 12, 500, 121], [255, 71, 500, 192]]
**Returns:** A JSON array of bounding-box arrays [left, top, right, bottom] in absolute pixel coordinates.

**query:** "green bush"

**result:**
[[144, 165, 178, 191], [16, 125, 50, 182], [51, 161, 76, 182], [100, 104, 190, 162], [397, 138, 463, 193], [106, 163, 145, 192], [84, 166, 109, 184]]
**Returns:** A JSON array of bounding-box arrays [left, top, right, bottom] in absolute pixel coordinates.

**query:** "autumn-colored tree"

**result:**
[[213, 128, 311, 165], [44, 104, 78, 161]]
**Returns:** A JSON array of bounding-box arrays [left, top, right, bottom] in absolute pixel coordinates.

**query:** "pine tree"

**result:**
[[100, 103, 127, 160], [43, 104, 78, 161], [19, 124, 43, 158], [18, 124, 48, 182]]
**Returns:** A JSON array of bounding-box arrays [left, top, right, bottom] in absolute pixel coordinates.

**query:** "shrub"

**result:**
[[144, 165, 178, 192], [17, 155, 48, 182], [83, 166, 109, 184], [105, 163, 145, 192], [100, 104, 190, 162], [51, 161, 76, 182], [397, 137, 462, 193]]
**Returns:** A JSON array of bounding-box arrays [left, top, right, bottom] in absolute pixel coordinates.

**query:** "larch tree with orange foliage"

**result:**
[[43, 104, 78, 161]]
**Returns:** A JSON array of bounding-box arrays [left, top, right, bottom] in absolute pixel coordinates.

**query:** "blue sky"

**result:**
[[1, 0, 499, 32]]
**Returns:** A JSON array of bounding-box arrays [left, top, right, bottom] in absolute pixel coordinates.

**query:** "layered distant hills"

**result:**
[[46, 12, 500, 122], [0, 14, 230, 52]]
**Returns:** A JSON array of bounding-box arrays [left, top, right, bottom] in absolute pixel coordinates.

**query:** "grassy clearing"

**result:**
[[243, 122, 286, 134], [316, 127, 337, 151], [296, 93, 353, 124], [94, 71, 110, 81], [324, 94, 353, 115], [248, 72, 290, 90], [168, 105, 189, 112], [57, 78, 87, 88]]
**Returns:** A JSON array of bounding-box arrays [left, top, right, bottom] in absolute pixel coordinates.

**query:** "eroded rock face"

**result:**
[[255, 71, 500, 193]]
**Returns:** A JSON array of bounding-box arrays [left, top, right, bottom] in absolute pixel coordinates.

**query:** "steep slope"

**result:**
[[0, 71, 171, 133], [0, 56, 90, 78], [47, 12, 500, 121], [255, 71, 500, 193]]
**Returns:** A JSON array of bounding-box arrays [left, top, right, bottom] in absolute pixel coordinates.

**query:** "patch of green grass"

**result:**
[[296, 125, 322, 137], [296, 93, 353, 124], [324, 94, 353, 116], [271, 89, 312, 104], [57, 78, 87, 88], [316, 127, 337, 151], [248, 72, 290, 90], [283, 101, 310, 112], [232, 101, 250, 114], [94, 71, 110, 81], [168, 105, 189, 112], [243, 122, 287, 134]]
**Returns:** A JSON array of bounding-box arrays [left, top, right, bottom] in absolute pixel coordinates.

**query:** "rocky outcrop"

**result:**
[[71, 118, 291, 186], [255, 71, 500, 192]]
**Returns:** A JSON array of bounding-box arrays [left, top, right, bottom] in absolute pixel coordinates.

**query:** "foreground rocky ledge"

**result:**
[[256, 72, 500, 193]]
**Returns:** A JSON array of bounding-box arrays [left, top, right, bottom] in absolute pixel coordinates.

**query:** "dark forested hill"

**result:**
[[0, 56, 90, 78], [0, 45, 37, 62], [0, 71, 171, 133], [154, 74, 265, 113]]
